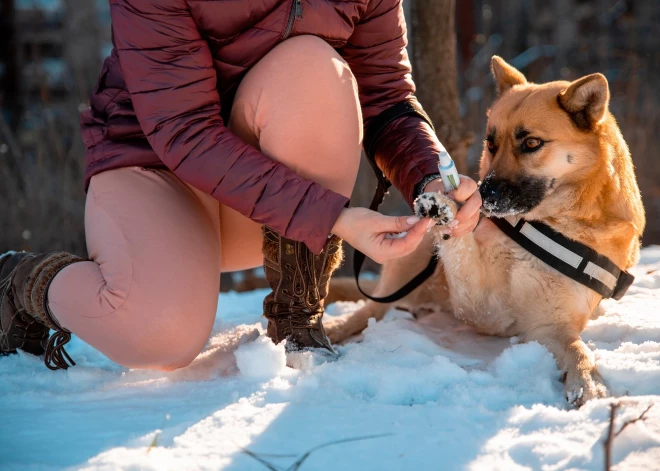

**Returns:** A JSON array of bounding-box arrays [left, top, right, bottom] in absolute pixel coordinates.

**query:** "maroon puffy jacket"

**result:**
[[81, 0, 442, 253]]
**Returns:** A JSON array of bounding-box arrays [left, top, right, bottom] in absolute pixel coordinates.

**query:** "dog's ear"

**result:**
[[558, 73, 610, 130], [491, 56, 527, 95]]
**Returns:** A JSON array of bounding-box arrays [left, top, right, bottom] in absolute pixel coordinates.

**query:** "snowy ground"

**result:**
[[1, 249, 659, 471]]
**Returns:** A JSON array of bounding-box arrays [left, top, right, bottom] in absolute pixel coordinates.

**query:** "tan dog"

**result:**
[[325, 56, 645, 407]]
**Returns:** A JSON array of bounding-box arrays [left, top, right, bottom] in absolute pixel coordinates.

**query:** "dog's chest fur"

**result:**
[[435, 218, 599, 337]]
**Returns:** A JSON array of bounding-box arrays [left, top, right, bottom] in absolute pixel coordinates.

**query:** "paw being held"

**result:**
[[413, 192, 458, 226]]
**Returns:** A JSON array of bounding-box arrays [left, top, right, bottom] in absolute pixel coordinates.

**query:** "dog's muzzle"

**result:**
[[479, 172, 548, 216]]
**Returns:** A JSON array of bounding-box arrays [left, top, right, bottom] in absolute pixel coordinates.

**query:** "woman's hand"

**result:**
[[331, 207, 435, 264], [423, 176, 482, 238]]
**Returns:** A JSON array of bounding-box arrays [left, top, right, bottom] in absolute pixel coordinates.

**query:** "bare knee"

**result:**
[[279, 35, 352, 74], [114, 324, 211, 371], [260, 35, 359, 106], [243, 35, 361, 198], [107, 304, 215, 371]]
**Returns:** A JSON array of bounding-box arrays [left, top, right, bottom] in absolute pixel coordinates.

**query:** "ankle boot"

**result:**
[[0, 251, 84, 370], [262, 227, 343, 353]]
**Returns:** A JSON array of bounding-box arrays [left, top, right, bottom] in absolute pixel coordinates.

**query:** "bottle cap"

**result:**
[[438, 150, 454, 169]]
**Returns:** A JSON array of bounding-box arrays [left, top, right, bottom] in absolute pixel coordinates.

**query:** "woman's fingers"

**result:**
[[448, 175, 478, 203], [378, 214, 426, 233], [451, 211, 480, 238], [381, 216, 433, 257], [456, 189, 482, 221], [447, 176, 482, 238]]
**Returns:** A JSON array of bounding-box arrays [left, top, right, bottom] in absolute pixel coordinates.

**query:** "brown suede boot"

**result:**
[[262, 227, 343, 353], [0, 251, 84, 370]]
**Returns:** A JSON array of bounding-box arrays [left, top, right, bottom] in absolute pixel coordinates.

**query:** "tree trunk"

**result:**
[[0, 0, 19, 128], [62, 0, 102, 103], [410, 0, 472, 173]]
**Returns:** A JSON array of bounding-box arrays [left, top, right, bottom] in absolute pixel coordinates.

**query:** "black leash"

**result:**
[[354, 250, 439, 303], [353, 178, 439, 303], [353, 99, 439, 304]]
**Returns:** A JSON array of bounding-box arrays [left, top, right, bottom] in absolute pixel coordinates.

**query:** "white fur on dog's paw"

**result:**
[[564, 369, 608, 407], [413, 192, 458, 226]]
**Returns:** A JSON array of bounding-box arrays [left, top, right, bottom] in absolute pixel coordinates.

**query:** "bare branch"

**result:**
[[287, 434, 391, 471], [240, 433, 391, 471], [240, 447, 281, 471], [603, 402, 619, 471], [603, 402, 655, 471], [615, 403, 655, 438]]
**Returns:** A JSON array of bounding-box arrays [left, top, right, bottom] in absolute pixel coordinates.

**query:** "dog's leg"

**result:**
[[325, 230, 439, 343], [415, 192, 492, 314], [325, 299, 389, 343], [522, 325, 607, 407]]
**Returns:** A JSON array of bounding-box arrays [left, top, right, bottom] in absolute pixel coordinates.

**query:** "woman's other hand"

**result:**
[[331, 208, 435, 264], [423, 176, 482, 238]]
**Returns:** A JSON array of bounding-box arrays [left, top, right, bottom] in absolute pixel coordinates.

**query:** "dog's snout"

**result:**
[[478, 172, 548, 216], [479, 180, 499, 208], [479, 173, 503, 212]]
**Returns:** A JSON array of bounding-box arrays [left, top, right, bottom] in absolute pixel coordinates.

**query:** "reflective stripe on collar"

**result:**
[[519, 222, 583, 269], [490, 217, 634, 300]]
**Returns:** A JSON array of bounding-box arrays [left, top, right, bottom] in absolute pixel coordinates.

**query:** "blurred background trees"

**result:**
[[1, 0, 658, 285]]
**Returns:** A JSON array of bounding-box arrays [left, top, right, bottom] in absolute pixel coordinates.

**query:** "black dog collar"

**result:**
[[490, 217, 634, 300]]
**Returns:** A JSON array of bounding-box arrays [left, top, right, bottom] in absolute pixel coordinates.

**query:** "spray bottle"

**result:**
[[438, 143, 461, 192]]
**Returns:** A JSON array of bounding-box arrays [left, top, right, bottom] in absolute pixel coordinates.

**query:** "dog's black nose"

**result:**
[[478, 173, 547, 215], [479, 178, 500, 211]]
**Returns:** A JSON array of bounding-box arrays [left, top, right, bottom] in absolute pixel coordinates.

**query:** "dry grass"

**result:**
[[0, 104, 86, 256]]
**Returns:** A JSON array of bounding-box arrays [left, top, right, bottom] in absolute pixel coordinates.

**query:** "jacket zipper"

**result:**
[[283, 0, 303, 39]]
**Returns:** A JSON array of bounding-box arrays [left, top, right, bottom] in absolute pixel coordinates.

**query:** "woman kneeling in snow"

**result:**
[[1, 0, 481, 371]]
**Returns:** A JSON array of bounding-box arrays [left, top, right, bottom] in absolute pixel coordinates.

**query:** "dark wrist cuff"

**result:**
[[412, 173, 442, 202], [364, 98, 435, 163], [362, 98, 436, 194]]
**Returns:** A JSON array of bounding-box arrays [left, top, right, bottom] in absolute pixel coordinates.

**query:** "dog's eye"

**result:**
[[523, 138, 543, 151], [486, 139, 496, 153]]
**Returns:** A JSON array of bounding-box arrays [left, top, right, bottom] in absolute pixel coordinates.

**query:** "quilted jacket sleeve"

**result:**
[[109, 0, 348, 254], [340, 0, 443, 207]]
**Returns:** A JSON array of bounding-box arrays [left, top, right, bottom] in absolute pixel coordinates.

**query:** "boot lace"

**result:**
[[44, 331, 75, 371], [1, 255, 75, 370], [282, 312, 322, 330], [12, 305, 75, 371]]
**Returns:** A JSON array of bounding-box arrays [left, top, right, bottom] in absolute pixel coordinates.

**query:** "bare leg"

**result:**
[[219, 35, 363, 270], [230, 35, 362, 200], [48, 167, 222, 370]]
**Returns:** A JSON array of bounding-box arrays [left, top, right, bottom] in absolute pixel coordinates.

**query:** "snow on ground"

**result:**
[[1, 249, 659, 471]]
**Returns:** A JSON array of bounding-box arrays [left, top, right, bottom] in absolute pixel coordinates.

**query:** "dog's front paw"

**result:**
[[564, 368, 608, 407], [413, 192, 458, 226]]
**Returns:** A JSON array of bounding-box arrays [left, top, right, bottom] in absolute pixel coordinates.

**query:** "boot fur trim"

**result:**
[[24, 253, 84, 330], [324, 235, 344, 274], [262, 227, 280, 264]]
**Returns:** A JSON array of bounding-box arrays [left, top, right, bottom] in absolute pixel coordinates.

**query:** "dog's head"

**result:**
[[479, 56, 612, 218]]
